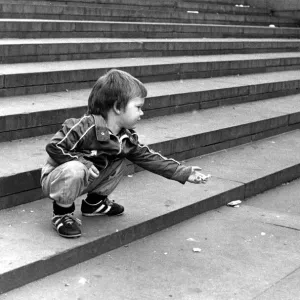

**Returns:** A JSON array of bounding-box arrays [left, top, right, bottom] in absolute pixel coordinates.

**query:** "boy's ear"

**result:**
[[113, 101, 121, 114]]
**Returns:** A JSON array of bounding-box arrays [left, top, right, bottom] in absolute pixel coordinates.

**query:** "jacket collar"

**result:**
[[92, 114, 134, 141], [92, 114, 110, 142]]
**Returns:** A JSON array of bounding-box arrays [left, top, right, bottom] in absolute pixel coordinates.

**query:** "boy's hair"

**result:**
[[87, 69, 147, 118]]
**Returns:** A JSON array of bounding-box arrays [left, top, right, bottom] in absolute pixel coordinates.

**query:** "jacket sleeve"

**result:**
[[45, 117, 94, 169], [126, 132, 192, 184]]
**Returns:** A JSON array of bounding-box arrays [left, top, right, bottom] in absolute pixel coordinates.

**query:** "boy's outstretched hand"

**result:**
[[187, 166, 211, 184]]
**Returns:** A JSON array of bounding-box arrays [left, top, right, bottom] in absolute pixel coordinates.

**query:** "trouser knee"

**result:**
[[42, 161, 89, 205]]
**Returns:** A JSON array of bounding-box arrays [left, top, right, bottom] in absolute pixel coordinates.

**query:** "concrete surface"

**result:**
[[0, 0, 269, 16], [249, 0, 300, 11], [2, 38, 300, 64], [1, 93, 299, 201], [0, 3, 292, 27], [2, 52, 300, 74], [0, 1, 299, 296], [0, 130, 299, 293], [1, 69, 300, 116], [2, 52, 300, 97], [2, 88, 300, 168], [1, 19, 300, 40], [1, 176, 299, 300], [1, 70, 300, 137]]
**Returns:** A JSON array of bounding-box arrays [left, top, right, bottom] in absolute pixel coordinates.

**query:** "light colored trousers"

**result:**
[[41, 159, 127, 205]]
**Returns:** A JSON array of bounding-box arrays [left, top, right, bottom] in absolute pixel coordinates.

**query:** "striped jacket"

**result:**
[[42, 114, 192, 184]]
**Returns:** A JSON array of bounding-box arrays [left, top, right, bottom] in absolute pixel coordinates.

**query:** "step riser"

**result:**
[[0, 0, 262, 15], [0, 108, 85, 143], [3, 31, 299, 39], [2, 80, 300, 142], [1, 22, 300, 39], [0, 1, 270, 15], [2, 42, 300, 64], [173, 124, 300, 164], [1, 115, 299, 209], [2, 58, 300, 97], [0, 11, 292, 27], [0, 0, 243, 6], [0, 5, 270, 17], [2, 163, 300, 294]]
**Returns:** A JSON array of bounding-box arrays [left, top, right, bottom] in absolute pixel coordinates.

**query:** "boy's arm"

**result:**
[[126, 132, 192, 184], [45, 117, 94, 169]]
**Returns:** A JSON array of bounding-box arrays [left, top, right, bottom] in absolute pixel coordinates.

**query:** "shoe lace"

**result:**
[[104, 198, 115, 206], [62, 214, 82, 226]]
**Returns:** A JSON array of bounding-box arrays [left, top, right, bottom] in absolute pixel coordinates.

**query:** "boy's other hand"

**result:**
[[88, 165, 100, 182], [188, 166, 211, 184]]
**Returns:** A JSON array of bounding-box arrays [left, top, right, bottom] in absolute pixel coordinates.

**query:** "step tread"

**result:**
[[1, 17, 299, 28], [1, 91, 299, 177], [0, 129, 299, 292], [2, 52, 300, 74], [1, 69, 300, 116], [2, 37, 300, 45]]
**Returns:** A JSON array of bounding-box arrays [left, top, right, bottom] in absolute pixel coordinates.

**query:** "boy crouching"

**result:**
[[41, 69, 209, 238]]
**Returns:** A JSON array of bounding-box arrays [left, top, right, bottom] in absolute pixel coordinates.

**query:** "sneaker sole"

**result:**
[[52, 224, 81, 238], [81, 211, 124, 217]]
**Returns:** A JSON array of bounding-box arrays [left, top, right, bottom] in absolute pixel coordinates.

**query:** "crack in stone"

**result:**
[[251, 265, 300, 300], [266, 222, 300, 231]]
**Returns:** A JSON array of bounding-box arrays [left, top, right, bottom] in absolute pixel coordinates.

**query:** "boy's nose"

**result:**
[[140, 110, 144, 116]]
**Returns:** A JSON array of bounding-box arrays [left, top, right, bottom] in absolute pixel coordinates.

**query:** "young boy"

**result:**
[[41, 69, 210, 238]]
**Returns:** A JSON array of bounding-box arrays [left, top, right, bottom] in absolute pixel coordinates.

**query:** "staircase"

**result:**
[[1, 0, 300, 295]]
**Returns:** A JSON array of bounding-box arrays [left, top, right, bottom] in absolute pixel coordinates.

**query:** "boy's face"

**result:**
[[119, 97, 145, 129]]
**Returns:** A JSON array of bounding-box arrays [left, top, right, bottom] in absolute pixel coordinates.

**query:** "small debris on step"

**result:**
[[227, 200, 242, 207], [235, 4, 250, 7], [187, 238, 197, 242], [193, 248, 202, 253], [78, 277, 88, 285]]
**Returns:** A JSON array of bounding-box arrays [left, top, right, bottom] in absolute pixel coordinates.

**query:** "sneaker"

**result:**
[[52, 214, 82, 238], [81, 197, 124, 217]]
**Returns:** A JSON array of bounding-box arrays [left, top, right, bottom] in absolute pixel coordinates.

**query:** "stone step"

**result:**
[[2, 38, 300, 64], [1, 70, 300, 142], [0, 0, 267, 16], [1, 19, 299, 39], [0, 129, 299, 294], [1, 52, 300, 97], [0, 2, 292, 27], [1, 94, 299, 210], [0, 0, 299, 296], [3, 178, 300, 299], [0, 1, 271, 16]]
